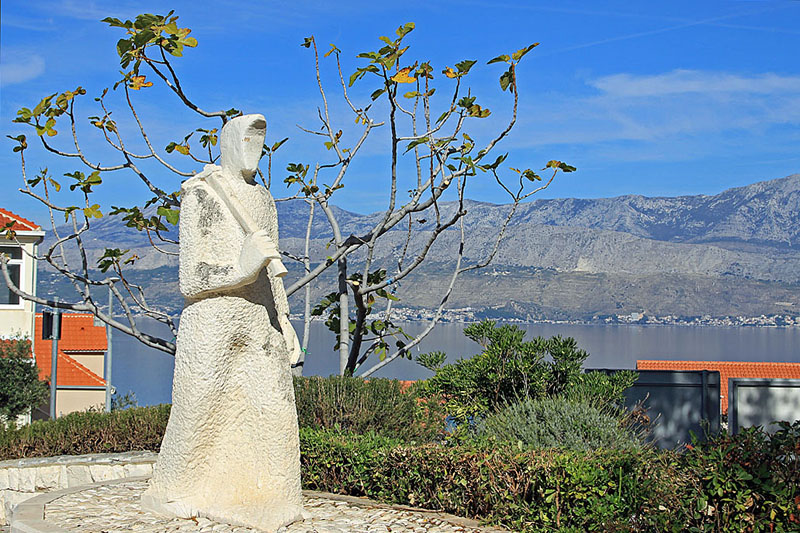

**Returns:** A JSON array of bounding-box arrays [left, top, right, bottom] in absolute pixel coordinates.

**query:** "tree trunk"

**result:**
[[337, 257, 349, 375]]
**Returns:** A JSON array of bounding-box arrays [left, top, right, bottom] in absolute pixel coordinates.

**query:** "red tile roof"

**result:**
[[637, 360, 800, 414], [35, 313, 108, 352], [0, 208, 41, 231], [33, 313, 107, 387], [35, 348, 106, 388]]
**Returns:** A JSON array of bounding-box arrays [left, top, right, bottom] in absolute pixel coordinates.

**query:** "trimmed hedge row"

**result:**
[[300, 428, 681, 532], [2, 382, 798, 532], [0, 404, 169, 459]]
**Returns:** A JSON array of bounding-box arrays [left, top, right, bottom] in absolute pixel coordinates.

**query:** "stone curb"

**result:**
[[10, 476, 509, 533], [10, 476, 151, 533], [0, 452, 156, 525]]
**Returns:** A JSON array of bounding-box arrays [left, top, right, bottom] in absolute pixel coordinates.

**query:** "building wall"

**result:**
[[70, 352, 106, 379], [55, 389, 105, 416], [0, 236, 41, 340]]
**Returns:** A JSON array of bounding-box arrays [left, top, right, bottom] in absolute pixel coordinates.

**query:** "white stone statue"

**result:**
[[141, 114, 303, 532]]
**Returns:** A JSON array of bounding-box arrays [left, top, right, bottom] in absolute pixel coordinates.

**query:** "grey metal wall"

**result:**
[[729, 378, 800, 434], [596, 369, 721, 449]]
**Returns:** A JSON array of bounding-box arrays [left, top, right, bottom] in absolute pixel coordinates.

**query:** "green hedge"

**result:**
[[0, 404, 169, 459], [2, 387, 798, 532], [300, 428, 680, 532]]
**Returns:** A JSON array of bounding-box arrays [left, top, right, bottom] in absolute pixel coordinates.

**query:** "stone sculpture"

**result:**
[[141, 114, 303, 532]]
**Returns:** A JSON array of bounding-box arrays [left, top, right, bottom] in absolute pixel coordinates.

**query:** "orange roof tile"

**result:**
[[35, 313, 108, 353], [637, 360, 800, 414], [33, 313, 107, 388], [35, 348, 106, 388], [0, 208, 41, 231]]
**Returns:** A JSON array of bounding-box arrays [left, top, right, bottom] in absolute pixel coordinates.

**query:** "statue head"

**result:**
[[220, 114, 267, 182]]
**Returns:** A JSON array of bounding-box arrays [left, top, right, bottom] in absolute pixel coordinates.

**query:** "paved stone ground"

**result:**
[[44, 480, 501, 532]]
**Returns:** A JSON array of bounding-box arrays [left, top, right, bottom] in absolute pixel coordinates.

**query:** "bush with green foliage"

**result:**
[[0, 338, 50, 424], [293, 376, 444, 442], [1, 376, 441, 459], [2, 404, 799, 532], [677, 420, 800, 532], [478, 396, 643, 452], [0, 404, 170, 459], [300, 427, 679, 532], [419, 321, 636, 421]]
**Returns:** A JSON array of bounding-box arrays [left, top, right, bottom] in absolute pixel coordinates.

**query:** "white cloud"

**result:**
[[511, 69, 800, 153], [590, 70, 800, 97], [0, 53, 45, 86]]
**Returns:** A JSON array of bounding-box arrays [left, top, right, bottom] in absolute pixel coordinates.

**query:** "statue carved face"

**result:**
[[220, 114, 267, 182]]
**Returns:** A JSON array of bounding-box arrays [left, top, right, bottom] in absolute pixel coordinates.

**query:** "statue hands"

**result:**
[[239, 230, 281, 280]]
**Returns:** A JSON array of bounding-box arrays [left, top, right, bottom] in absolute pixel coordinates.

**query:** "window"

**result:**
[[0, 245, 22, 306]]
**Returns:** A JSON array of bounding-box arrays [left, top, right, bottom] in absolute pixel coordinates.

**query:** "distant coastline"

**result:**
[[291, 307, 800, 328]]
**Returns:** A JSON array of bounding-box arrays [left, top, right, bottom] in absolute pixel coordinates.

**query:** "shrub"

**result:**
[[677, 420, 800, 532], [561, 370, 637, 408], [2, 403, 798, 532], [300, 427, 680, 532], [0, 404, 170, 459], [478, 396, 644, 452], [293, 376, 444, 442], [0, 338, 50, 423], [419, 321, 636, 422]]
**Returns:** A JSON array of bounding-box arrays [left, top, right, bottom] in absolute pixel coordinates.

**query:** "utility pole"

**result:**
[[44, 298, 62, 419], [104, 280, 118, 412]]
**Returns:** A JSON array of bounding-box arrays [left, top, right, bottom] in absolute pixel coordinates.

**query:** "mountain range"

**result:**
[[38, 174, 800, 321]]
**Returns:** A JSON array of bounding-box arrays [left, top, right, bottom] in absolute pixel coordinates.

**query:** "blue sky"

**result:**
[[2, 0, 799, 221]]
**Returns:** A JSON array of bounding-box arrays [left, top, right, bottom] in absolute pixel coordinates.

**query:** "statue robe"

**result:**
[[141, 164, 303, 532]]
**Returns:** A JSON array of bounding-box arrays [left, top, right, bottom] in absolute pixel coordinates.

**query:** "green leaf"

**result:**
[[512, 42, 539, 61], [101, 17, 125, 28], [271, 137, 289, 152], [301, 37, 313, 48], [523, 169, 541, 181], [457, 96, 476, 109], [403, 91, 421, 99], [404, 137, 429, 153], [485, 153, 508, 170], [157, 206, 180, 225], [499, 68, 514, 91], [487, 54, 510, 65], [370, 88, 387, 100], [395, 22, 415, 38], [83, 204, 103, 219], [455, 60, 477, 74]]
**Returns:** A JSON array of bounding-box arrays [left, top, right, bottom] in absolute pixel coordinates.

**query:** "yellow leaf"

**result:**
[[129, 75, 154, 90], [443, 67, 457, 79], [175, 144, 190, 155], [391, 67, 417, 84]]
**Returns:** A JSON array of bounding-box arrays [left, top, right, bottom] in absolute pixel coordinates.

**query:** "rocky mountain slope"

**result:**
[[38, 174, 800, 320]]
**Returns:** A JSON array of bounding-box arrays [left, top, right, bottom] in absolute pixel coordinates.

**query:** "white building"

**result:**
[[0, 208, 44, 339]]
